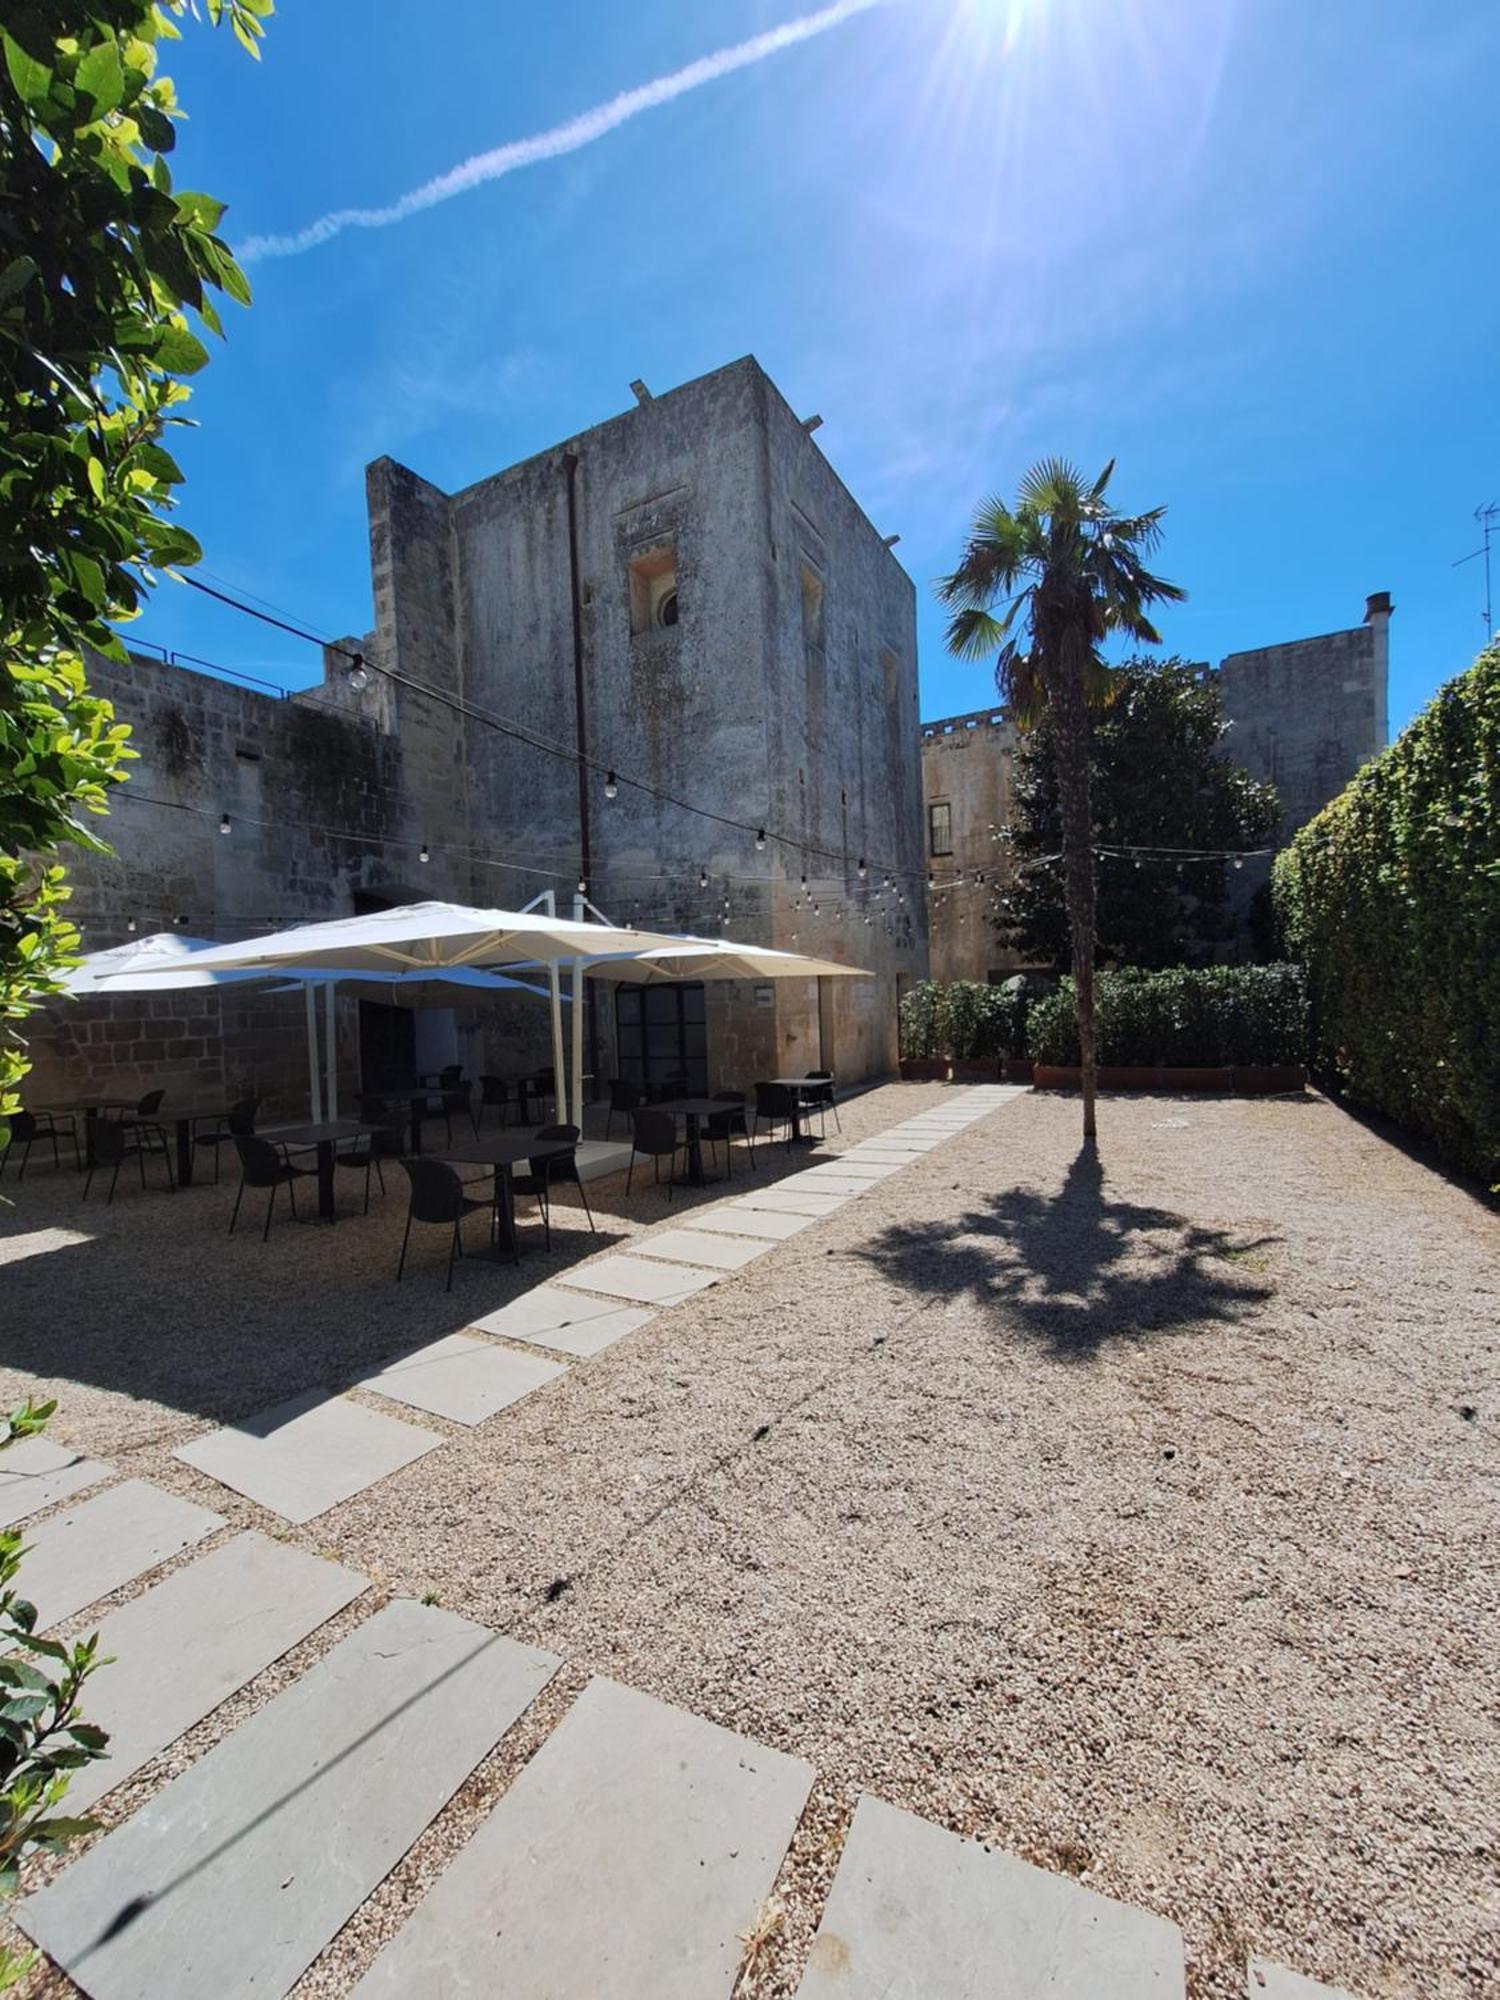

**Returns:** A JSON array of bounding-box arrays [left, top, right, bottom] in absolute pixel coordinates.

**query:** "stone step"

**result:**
[[0, 1435, 112, 1527], [685, 1207, 819, 1241], [63, 1531, 368, 1815], [554, 1254, 723, 1307], [787, 1174, 877, 1197], [20, 1480, 224, 1633], [174, 1388, 440, 1523], [469, 1285, 655, 1357], [353, 1677, 814, 1998], [357, 1332, 565, 1425], [632, 1228, 774, 1270], [1248, 1958, 1359, 1998], [727, 1189, 849, 1217], [19, 1599, 560, 2000], [797, 1795, 1184, 1998]]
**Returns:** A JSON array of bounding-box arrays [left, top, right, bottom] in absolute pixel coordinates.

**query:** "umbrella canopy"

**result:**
[[60, 933, 270, 994], [269, 967, 566, 1007], [580, 939, 870, 984], [137, 900, 686, 977]]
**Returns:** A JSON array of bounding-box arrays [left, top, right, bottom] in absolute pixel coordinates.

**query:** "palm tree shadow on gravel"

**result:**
[[861, 1144, 1279, 1362]]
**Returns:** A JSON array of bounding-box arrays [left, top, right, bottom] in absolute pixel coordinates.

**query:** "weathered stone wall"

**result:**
[[919, 708, 1021, 984]]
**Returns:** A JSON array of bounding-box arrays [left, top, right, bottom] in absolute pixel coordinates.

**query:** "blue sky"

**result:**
[[139, 0, 1498, 735]]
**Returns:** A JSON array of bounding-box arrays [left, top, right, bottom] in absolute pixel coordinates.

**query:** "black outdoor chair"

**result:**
[[395, 1157, 493, 1291], [752, 1081, 797, 1149], [333, 1115, 406, 1214], [440, 1081, 477, 1144], [358, 1091, 393, 1123], [476, 1076, 512, 1130], [626, 1106, 685, 1197], [83, 1117, 174, 1205], [192, 1096, 259, 1183], [131, 1087, 171, 1165], [804, 1069, 841, 1136], [1, 1110, 78, 1180], [438, 1063, 464, 1086], [512, 1123, 597, 1250], [707, 1089, 754, 1177], [229, 1134, 315, 1240], [529, 1069, 557, 1122], [604, 1078, 643, 1139]]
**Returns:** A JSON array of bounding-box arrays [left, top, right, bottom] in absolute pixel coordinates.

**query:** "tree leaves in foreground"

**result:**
[[939, 460, 1185, 1140], [0, 1400, 111, 1990], [0, 0, 270, 1136], [1000, 657, 1282, 969]]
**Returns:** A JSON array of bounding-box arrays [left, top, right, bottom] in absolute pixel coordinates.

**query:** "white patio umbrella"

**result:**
[[579, 940, 871, 985], [126, 901, 689, 1124], [60, 932, 269, 995]]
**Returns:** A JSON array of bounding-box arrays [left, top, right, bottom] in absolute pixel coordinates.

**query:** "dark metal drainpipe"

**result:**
[[562, 451, 590, 888]]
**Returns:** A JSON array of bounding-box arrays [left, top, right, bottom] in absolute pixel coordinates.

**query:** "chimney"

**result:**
[[1364, 592, 1392, 751]]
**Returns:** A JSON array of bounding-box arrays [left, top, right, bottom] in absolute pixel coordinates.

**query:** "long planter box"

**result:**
[[1031, 1063, 1305, 1094], [899, 1058, 950, 1082]]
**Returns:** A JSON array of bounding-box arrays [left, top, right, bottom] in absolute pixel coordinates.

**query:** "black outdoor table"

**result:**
[[268, 1119, 381, 1222], [123, 1105, 236, 1188], [653, 1097, 731, 1185], [440, 1133, 573, 1260], [768, 1078, 828, 1144], [396, 1088, 448, 1155]]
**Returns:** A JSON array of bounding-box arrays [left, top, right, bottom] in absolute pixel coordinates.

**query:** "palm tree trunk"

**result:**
[[1049, 630, 1099, 1141]]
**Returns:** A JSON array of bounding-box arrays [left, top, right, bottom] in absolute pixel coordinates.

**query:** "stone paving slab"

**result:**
[[64, 1531, 369, 1815], [729, 1189, 850, 1217], [469, 1285, 656, 1358], [633, 1228, 774, 1271], [173, 1390, 440, 1524], [353, 1676, 815, 1999], [0, 1435, 113, 1527], [1248, 1958, 1358, 1999], [357, 1332, 566, 1425], [686, 1207, 819, 1241], [19, 1599, 560, 2000], [554, 1255, 723, 1307], [797, 1794, 1185, 1999], [788, 1174, 878, 1196], [21, 1480, 224, 1633], [817, 1158, 902, 1179]]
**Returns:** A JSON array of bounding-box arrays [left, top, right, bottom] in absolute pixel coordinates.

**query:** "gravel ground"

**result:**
[[1, 1084, 1495, 1999]]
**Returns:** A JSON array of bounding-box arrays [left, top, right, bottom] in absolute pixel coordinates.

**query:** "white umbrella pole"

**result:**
[[324, 981, 339, 1122], [570, 890, 587, 1136], [304, 982, 323, 1124]]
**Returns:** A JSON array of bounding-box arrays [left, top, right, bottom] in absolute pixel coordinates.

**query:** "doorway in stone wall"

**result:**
[[358, 1001, 415, 1094], [614, 983, 708, 1094]]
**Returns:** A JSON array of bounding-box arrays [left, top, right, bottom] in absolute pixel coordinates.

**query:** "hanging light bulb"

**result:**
[[927, 871, 934, 889], [604, 770, 618, 799], [347, 655, 370, 693], [698, 867, 708, 889], [1233, 856, 1245, 870], [577, 877, 588, 895], [755, 828, 767, 852], [419, 842, 430, 864], [126, 916, 138, 934], [857, 857, 868, 880], [218, 813, 231, 835]]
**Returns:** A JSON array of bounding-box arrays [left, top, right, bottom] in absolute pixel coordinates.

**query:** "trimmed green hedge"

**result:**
[[1273, 644, 1500, 1186], [1025, 964, 1307, 1067], [899, 979, 1022, 1061]]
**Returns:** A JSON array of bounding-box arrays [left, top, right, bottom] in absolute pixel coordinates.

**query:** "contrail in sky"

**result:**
[[238, 0, 888, 264]]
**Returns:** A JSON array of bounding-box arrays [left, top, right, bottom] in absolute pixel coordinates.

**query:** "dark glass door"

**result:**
[[614, 983, 707, 1093], [359, 1000, 416, 1094]]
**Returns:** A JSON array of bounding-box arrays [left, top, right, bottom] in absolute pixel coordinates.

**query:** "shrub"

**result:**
[[899, 981, 1019, 1061], [1025, 963, 1307, 1067], [1274, 645, 1500, 1185]]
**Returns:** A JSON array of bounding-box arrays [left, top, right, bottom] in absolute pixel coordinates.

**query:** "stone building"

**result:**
[[920, 593, 1392, 982], [26, 357, 926, 1112]]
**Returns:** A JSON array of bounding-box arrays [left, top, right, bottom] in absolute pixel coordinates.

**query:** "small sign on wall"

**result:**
[[753, 984, 774, 1009]]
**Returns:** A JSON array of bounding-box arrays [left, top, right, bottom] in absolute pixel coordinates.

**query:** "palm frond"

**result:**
[[944, 605, 1010, 661]]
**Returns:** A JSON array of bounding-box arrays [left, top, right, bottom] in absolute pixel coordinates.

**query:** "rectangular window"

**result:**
[[628, 544, 678, 636], [928, 801, 953, 856]]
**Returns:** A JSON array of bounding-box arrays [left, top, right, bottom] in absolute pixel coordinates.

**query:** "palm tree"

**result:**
[[938, 460, 1183, 1141]]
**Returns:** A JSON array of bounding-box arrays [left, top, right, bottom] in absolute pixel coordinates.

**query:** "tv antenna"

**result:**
[[1453, 500, 1500, 636]]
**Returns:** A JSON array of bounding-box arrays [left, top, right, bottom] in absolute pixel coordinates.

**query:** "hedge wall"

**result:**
[[1273, 643, 1500, 1186], [1025, 964, 1307, 1067], [898, 980, 1025, 1061]]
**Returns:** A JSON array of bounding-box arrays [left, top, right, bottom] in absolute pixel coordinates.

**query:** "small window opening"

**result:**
[[929, 801, 953, 856], [629, 545, 677, 636]]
